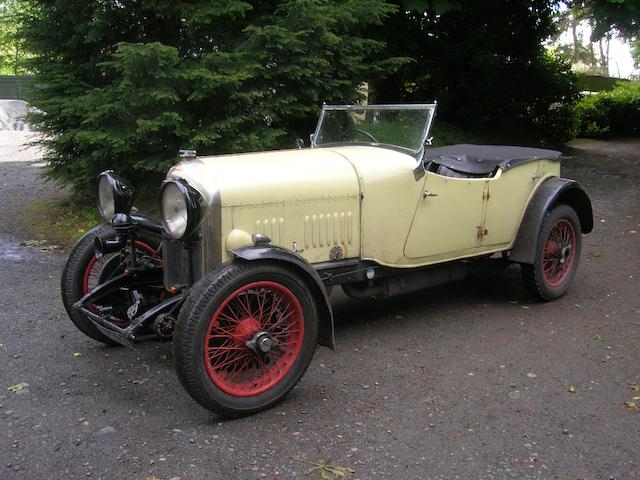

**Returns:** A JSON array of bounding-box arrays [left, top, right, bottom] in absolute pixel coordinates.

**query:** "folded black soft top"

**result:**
[[423, 144, 561, 175]]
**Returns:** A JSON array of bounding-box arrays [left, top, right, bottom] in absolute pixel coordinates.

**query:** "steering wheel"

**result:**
[[351, 128, 378, 143]]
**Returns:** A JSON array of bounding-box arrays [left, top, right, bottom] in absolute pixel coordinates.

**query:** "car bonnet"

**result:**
[[165, 148, 361, 207]]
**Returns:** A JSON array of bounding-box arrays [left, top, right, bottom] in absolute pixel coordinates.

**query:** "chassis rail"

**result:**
[[73, 273, 185, 348]]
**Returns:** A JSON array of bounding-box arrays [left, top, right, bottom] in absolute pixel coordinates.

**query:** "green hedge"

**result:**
[[576, 74, 627, 93], [576, 82, 640, 137]]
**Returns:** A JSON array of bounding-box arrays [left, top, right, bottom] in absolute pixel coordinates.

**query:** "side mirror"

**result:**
[[295, 138, 305, 149], [309, 133, 316, 147]]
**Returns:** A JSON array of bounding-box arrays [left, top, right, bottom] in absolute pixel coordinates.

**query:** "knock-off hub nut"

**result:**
[[246, 331, 278, 353]]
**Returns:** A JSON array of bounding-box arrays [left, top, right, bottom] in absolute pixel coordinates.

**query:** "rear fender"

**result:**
[[231, 245, 335, 350], [509, 177, 593, 264]]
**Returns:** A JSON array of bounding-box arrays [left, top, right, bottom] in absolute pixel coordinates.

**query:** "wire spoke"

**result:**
[[204, 281, 304, 396], [218, 310, 242, 325], [213, 351, 253, 372], [543, 219, 576, 285], [225, 355, 256, 382], [264, 295, 285, 326]]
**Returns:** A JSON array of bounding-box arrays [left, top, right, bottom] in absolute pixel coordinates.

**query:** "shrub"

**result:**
[[532, 101, 579, 145], [576, 82, 640, 137]]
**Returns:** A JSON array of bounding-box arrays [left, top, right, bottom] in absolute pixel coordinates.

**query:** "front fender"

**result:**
[[231, 245, 335, 350], [509, 177, 593, 264]]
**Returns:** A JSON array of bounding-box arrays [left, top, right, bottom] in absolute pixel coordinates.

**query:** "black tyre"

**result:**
[[60, 224, 160, 344], [521, 204, 582, 301], [173, 261, 318, 417]]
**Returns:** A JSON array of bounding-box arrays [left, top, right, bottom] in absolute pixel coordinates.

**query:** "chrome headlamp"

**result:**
[[160, 179, 205, 239], [96, 171, 134, 221]]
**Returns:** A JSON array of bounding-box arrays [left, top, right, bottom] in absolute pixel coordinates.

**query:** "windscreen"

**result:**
[[313, 105, 436, 153]]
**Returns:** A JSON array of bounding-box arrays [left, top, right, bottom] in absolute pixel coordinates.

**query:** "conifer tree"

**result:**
[[21, 0, 397, 195]]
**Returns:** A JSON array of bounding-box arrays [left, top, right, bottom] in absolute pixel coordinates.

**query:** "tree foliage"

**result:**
[[369, 0, 581, 143], [21, 0, 636, 198], [0, 0, 30, 74], [573, 0, 640, 40], [632, 39, 640, 69], [571, 0, 640, 73], [21, 0, 397, 195], [551, 6, 612, 76]]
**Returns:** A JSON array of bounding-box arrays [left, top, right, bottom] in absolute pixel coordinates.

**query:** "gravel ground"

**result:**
[[0, 133, 638, 480]]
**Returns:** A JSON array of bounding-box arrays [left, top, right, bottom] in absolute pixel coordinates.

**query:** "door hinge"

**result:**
[[477, 226, 489, 237], [482, 190, 490, 200]]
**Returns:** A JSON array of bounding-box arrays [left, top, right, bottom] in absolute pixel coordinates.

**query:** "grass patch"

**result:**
[[23, 195, 160, 248], [24, 193, 160, 248], [23, 199, 100, 248]]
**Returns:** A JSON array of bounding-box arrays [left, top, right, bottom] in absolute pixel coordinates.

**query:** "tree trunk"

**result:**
[[598, 37, 609, 76]]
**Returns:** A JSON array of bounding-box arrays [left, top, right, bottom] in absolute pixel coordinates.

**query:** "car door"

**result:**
[[479, 160, 561, 249], [404, 172, 488, 260]]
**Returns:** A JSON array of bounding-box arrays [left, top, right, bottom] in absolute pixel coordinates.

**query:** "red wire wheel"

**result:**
[[82, 240, 158, 294], [521, 204, 582, 302], [174, 262, 318, 416], [542, 218, 576, 287], [203, 281, 304, 397]]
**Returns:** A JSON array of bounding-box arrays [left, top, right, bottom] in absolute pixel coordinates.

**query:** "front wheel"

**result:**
[[521, 204, 582, 301], [173, 261, 318, 417], [61, 224, 161, 344]]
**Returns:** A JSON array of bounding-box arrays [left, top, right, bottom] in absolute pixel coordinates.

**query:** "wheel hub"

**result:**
[[231, 317, 279, 353], [542, 218, 577, 287], [559, 245, 571, 264], [246, 331, 279, 353], [232, 317, 261, 346]]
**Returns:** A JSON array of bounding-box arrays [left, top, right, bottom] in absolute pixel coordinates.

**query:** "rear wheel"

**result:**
[[61, 224, 160, 344], [521, 204, 581, 301], [173, 261, 318, 417]]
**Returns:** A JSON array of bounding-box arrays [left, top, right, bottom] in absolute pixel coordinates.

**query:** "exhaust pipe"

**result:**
[[342, 263, 468, 300]]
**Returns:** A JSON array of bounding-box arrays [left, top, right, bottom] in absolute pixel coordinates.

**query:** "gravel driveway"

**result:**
[[1, 133, 639, 480]]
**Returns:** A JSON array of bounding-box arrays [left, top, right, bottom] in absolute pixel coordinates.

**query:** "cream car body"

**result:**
[[167, 144, 560, 270]]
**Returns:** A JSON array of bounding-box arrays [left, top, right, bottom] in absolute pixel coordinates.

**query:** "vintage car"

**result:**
[[61, 104, 593, 416]]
